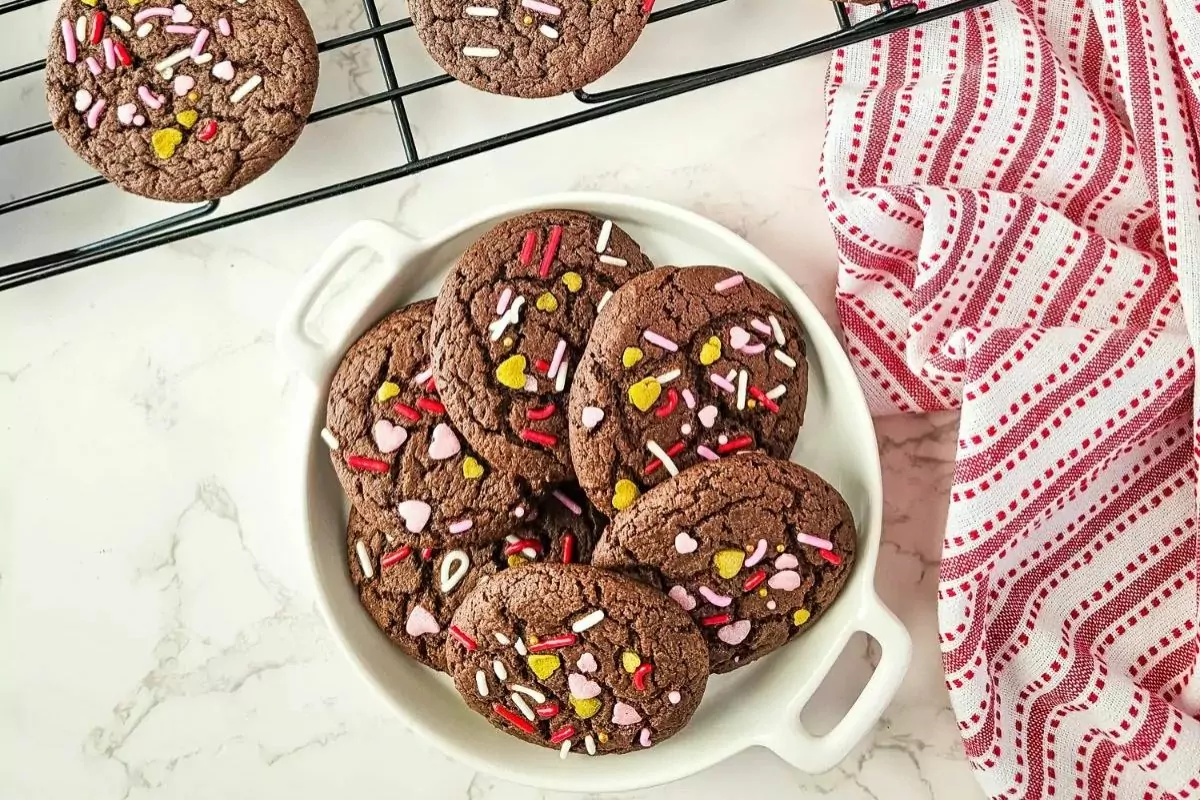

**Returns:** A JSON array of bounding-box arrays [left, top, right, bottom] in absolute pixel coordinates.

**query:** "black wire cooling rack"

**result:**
[[0, 0, 994, 291]]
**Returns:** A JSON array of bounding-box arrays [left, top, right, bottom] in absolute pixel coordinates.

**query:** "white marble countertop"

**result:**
[[0, 0, 983, 797]]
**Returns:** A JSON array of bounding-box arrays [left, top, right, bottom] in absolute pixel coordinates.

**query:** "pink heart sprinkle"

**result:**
[[173, 74, 196, 96], [171, 3, 193, 22], [697, 405, 718, 428], [674, 532, 698, 554], [211, 60, 235, 80], [372, 419, 408, 453], [427, 422, 461, 460], [405, 604, 440, 636], [581, 406, 604, 429], [567, 673, 601, 699], [729, 326, 751, 350], [774, 553, 799, 570], [698, 586, 732, 607], [396, 500, 431, 533], [668, 585, 696, 611], [768, 570, 803, 591], [74, 89, 92, 111], [116, 102, 136, 124], [576, 652, 598, 673], [611, 702, 642, 726], [717, 620, 751, 646]]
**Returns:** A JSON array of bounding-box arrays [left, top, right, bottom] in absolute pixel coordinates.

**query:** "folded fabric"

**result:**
[[822, 0, 1200, 796]]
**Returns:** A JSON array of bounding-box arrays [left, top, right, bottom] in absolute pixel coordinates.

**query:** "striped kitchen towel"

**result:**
[[822, 0, 1200, 796]]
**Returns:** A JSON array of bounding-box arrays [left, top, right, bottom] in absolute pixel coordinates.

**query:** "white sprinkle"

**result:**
[[647, 440, 679, 476], [74, 15, 86, 41], [766, 600, 777, 610], [511, 684, 546, 703], [585, 735, 596, 755], [512, 505, 525, 519], [555, 357, 569, 393], [489, 296, 524, 340], [496, 287, 512, 316], [681, 423, 692, 435], [572, 609, 605, 632], [112, 15, 131, 32], [137, 21, 153, 37], [682, 389, 696, 408], [769, 315, 786, 346], [465, 4, 499, 14], [718, 434, 729, 445], [599, 255, 628, 267], [320, 427, 340, 450], [355, 540, 374, 579], [511, 692, 535, 721], [191, 52, 213, 65], [737, 369, 748, 410], [476, 670, 489, 696], [230, 74, 262, 103], [725, 368, 737, 382], [156, 49, 192, 71], [597, 290, 613, 312], [766, 384, 787, 400], [439, 549, 470, 592], [494, 632, 511, 645], [657, 368, 681, 384], [217, 16, 231, 35], [412, 367, 433, 386], [515, 638, 528, 656], [595, 219, 613, 252], [560, 739, 572, 759], [463, 46, 500, 57], [774, 349, 797, 369], [539, 24, 558, 39], [493, 660, 508, 680]]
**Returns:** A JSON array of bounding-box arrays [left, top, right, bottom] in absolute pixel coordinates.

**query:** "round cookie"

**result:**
[[348, 485, 603, 671], [568, 266, 808, 515], [46, 0, 318, 202], [325, 300, 534, 547], [431, 210, 653, 487], [444, 563, 708, 755], [591, 452, 856, 673], [408, 0, 649, 99]]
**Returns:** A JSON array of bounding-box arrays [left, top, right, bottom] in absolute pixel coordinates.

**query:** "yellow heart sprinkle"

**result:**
[[527, 654, 561, 680], [793, 609, 811, 626], [80, 0, 98, 5], [561, 272, 583, 293], [495, 355, 528, 390], [611, 479, 639, 511], [375, 381, 400, 403], [507, 554, 528, 568], [175, 109, 198, 129], [628, 377, 661, 412], [699, 336, 722, 366], [536, 292, 558, 312], [622, 347, 643, 368], [462, 456, 484, 480], [570, 696, 601, 720], [150, 128, 182, 160], [621, 651, 641, 673], [713, 549, 745, 579], [125, 0, 141, 5]]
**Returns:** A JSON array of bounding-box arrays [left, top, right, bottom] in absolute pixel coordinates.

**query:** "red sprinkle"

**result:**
[[654, 388, 679, 418], [494, 703, 535, 734], [561, 533, 575, 564], [534, 702, 560, 719], [519, 230, 538, 266], [448, 624, 477, 651], [644, 440, 688, 475], [534, 359, 551, 374], [503, 538, 544, 557], [526, 402, 557, 421], [380, 545, 412, 568], [549, 725, 576, 744], [347, 455, 389, 473], [416, 397, 445, 414], [90, 11, 106, 43], [632, 663, 654, 691], [539, 225, 563, 278], [701, 613, 733, 627], [392, 402, 420, 421], [742, 570, 767, 592], [821, 550, 843, 566], [421, 547, 434, 560], [197, 120, 218, 142], [113, 41, 131, 66], [527, 633, 577, 652], [424, 376, 437, 392], [519, 428, 558, 448], [717, 435, 754, 454], [642, 0, 655, 13], [749, 385, 779, 413]]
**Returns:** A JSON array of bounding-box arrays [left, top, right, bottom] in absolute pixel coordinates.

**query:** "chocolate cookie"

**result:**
[[408, 0, 649, 99], [325, 300, 535, 547], [444, 563, 707, 755], [431, 210, 653, 487], [45, 0, 318, 202], [591, 452, 856, 673], [348, 485, 603, 671], [568, 266, 808, 514]]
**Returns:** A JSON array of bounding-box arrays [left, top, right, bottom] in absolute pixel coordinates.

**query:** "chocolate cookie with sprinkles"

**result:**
[[568, 266, 808, 515], [431, 210, 653, 488]]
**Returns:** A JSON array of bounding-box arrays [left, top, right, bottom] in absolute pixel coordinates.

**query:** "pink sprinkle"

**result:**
[[448, 519, 474, 534], [709, 373, 735, 393], [551, 490, 582, 516], [138, 86, 164, 109], [643, 329, 678, 352], [496, 287, 512, 315], [85, 56, 102, 75], [697, 445, 719, 461], [217, 16, 231, 35], [742, 342, 767, 355], [639, 728, 652, 748], [191, 28, 210, 55], [547, 339, 567, 379], [520, 0, 561, 14], [61, 20, 78, 63], [85, 98, 106, 129], [713, 274, 745, 293], [681, 389, 696, 409], [102, 37, 115, 69], [751, 319, 772, 335], [698, 586, 732, 607], [744, 538, 768, 567], [134, 7, 172, 21], [796, 532, 834, 551], [166, 23, 197, 33]]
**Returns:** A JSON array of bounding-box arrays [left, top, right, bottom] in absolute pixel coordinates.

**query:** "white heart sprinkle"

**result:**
[[171, 3, 193, 22], [581, 406, 604, 430], [211, 60, 235, 81], [116, 102, 136, 124], [396, 500, 431, 533], [697, 405, 718, 428], [729, 326, 751, 350], [668, 585, 697, 611], [372, 419, 408, 454], [674, 532, 698, 554], [73, 89, 92, 111], [173, 74, 196, 96], [405, 604, 440, 636]]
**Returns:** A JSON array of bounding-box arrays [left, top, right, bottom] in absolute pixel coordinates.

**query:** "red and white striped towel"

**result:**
[[822, 0, 1200, 796]]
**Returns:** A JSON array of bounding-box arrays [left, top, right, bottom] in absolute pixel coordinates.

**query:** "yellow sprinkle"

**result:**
[[375, 381, 400, 403], [535, 292, 558, 312], [462, 456, 484, 480], [527, 635, 539, 645], [776, 544, 786, 553], [699, 336, 721, 366], [187, 91, 199, 102], [758, 588, 768, 597], [622, 347, 643, 368], [507, 554, 527, 568], [561, 272, 583, 292], [570, 696, 600, 719], [495, 354, 528, 389], [175, 109, 198, 129], [150, 128, 182, 160], [523, 13, 533, 23], [502, 336, 513, 347], [597, 732, 609, 743], [627, 377, 661, 412], [713, 549, 745, 579], [527, 654, 561, 680], [744, 543, 755, 553], [611, 479, 639, 511], [747, 399, 757, 408], [793, 609, 811, 626], [621, 651, 641, 672]]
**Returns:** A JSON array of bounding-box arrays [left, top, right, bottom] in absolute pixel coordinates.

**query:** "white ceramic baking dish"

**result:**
[[275, 192, 911, 792]]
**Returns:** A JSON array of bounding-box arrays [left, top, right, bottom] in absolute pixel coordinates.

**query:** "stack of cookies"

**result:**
[[322, 210, 858, 758]]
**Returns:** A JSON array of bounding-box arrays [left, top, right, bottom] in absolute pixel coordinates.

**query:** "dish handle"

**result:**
[[763, 591, 912, 773], [275, 220, 420, 386]]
